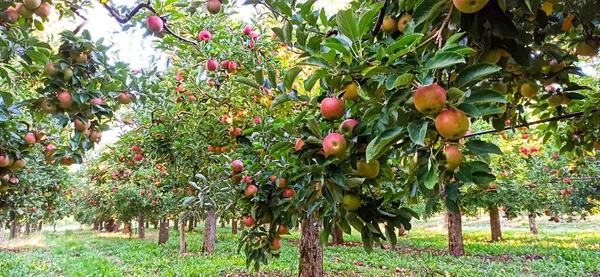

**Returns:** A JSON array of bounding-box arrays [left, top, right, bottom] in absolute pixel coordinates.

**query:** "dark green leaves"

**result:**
[[424, 52, 466, 70], [455, 161, 496, 188], [336, 9, 360, 43], [365, 127, 405, 162], [465, 140, 503, 155], [407, 120, 428, 146], [284, 67, 302, 91], [455, 63, 502, 88], [465, 88, 507, 104], [235, 78, 260, 89]]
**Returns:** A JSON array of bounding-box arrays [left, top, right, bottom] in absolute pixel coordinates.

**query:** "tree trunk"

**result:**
[[174, 220, 179, 231], [398, 224, 406, 237], [158, 218, 169, 245], [9, 219, 18, 239], [53, 224, 56, 232], [25, 221, 31, 235], [123, 222, 132, 236], [529, 214, 538, 235], [153, 221, 158, 229], [138, 213, 145, 239], [489, 206, 502, 242], [188, 217, 194, 232], [202, 210, 217, 254], [447, 210, 465, 257], [106, 218, 115, 232], [298, 215, 323, 277], [221, 220, 225, 228], [231, 218, 238, 235], [145, 221, 149, 229], [179, 220, 186, 254], [332, 224, 344, 245], [93, 220, 99, 230], [37, 222, 42, 232]]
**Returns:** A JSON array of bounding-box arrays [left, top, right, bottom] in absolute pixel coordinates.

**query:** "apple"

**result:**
[[16, 3, 34, 18], [323, 133, 346, 160], [414, 84, 447, 115], [491, 82, 507, 94], [341, 82, 360, 101], [227, 61, 238, 73], [338, 119, 358, 138], [270, 237, 281, 251], [2, 7, 19, 24], [245, 184, 258, 198], [545, 211, 551, 216], [321, 98, 345, 120], [146, 16, 163, 33], [278, 178, 287, 189], [243, 26, 252, 35], [520, 147, 529, 155], [283, 188, 296, 198], [356, 159, 380, 179], [397, 14, 411, 32], [206, 0, 221, 14], [381, 16, 397, 34], [522, 133, 529, 139], [23, 0, 41, 10], [234, 128, 242, 136], [561, 94, 571, 105], [117, 93, 132, 104], [73, 119, 91, 132], [501, 206, 507, 212], [35, 130, 46, 141], [89, 130, 102, 143], [24, 133, 36, 145], [295, 138, 305, 151], [445, 145, 463, 170], [453, 0, 489, 14], [198, 30, 212, 42], [57, 92, 73, 109], [342, 194, 361, 211], [90, 97, 103, 105], [576, 40, 599, 57], [134, 154, 143, 161], [45, 63, 60, 76], [40, 100, 58, 114], [242, 216, 254, 227], [554, 217, 560, 223], [9, 159, 25, 171], [278, 225, 289, 234], [435, 108, 470, 140], [62, 68, 74, 81], [206, 60, 218, 71], [520, 82, 539, 98], [548, 94, 563, 107], [231, 160, 243, 173]]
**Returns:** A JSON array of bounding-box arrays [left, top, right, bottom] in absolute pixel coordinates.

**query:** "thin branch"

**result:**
[[462, 112, 585, 139], [371, 0, 387, 36], [436, 5, 454, 48]]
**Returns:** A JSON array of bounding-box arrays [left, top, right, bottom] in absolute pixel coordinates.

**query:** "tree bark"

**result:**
[[447, 210, 465, 257], [174, 219, 179, 231], [145, 221, 149, 229], [106, 218, 115, 232], [529, 214, 538, 235], [93, 220, 99, 230], [489, 206, 502, 242], [158, 218, 169, 245], [138, 213, 145, 239], [202, 210, 217, 254], [25, 221, 31, 235], [9, 219, 18, 239], [179, 220, 186, 254], [123, 222, 132, 236], [398, 224, 406, 237], [298, 215, 323, 277], [153, 221, 158, 229], [37, 222, 42, 232], [231, 218, 238, 235], [332, 224, 344, 245], [221, 220, 225, 228], [112, 220, 120, 232], [188, 217, 194, 232]]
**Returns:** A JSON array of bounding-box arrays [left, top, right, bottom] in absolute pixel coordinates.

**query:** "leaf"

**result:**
[[307, 118, 323, 139], [424, 52, 466, 70], [358, 2, 385, 35], [235, 77, 260, 89], [445, 198, 460, 214], [412, 0, 444, 27], [365, 127, 405, 162], [465, 88, 507, 103], [284, 67, 302, 91], [299, 57, 330, 68], [455, 63, 502, 88], [271, 94, 290, 108], [465, 140, 503, 155], [304, 69, 328, 91], [423, 165, 438, 189], [336, 9, 360, 42], [407, 120, 428, 146], [392, 73, 415, 88], [361, 227, 374, 253]]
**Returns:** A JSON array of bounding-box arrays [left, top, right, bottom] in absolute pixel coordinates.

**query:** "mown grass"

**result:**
[[1, 215, 599, 277]]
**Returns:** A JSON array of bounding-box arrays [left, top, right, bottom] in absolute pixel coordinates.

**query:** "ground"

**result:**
[[1, 215, 599, 277]]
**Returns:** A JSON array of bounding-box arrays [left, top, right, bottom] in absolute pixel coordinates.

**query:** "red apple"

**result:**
[[231, 160, 243, 173], [57, 92, 73, 109], [320, 98, 345, 120], [445, 145, 463, 170], [242, 216, 254, 227], [245, 184, 258, 198], [323, 133, 346, 160], [24, 133, 36, 145], [278, 225, 289, 234], [146, 16, 163, 33], [435, 108, 470, 140], [338, 119, 358, 138], [295, 138, 305, 151], [278, 178, 287, 189], [414, 84, 447, 115], [207, 60, 218, 71], [283, 188, 296, 198]]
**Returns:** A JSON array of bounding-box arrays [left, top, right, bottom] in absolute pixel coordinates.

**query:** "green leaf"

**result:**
[[465, 88, 507, 104], [424, 52, 466, 70], [344, 177, 365, 188], [304, 69, 328, 91], [235, 77, 260, 89], [445, 198, 460, 214], [361, 227, 374, 253], [365, 127, 405, 162], [465, 140, 503, 155], [299, 57, 330, 68], [336, 9, 360, 42], [455, 63, 503, 88], [407, 120, 428, 146], [271, 94, 290, 108], [412, 0, 444, 27], [284, 67, 302, 91], [307, 118, 323, 139], [423, 165, 438, 189], [393, 73, 415, 88], [358, 2, 385, 35]]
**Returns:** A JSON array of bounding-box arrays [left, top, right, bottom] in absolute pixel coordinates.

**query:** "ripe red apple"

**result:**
[[453, 0, 489, 14], [243, 176, 252, 184], [206, 0, 221, 14], [520, 147, 529, 155], [278, 225, 289, 234], [338, 119, 358, 138], [245, 184, 258, 198], [134, 154, 143, 161], [74, 119, 91, 132], [323, 133, 346, 160], [227, 61, 238, 73], [207, 60, 218, 71], [231, 160, 243, 173], [198, 30, 212, 42], [278, 178, 287, 189], [356, 159, 380, 179], [321, 98, 345, 120], [295, 138, 305, 151], [243, 26, 252, 35], [89, 130, 102, 143], [545, 211, 551, 216], [24, 133, 36, 145], [2, 7, 19, 24], [414, 84, 447, 115], [242, 216, 254, 227], [554, 217, 560, 223], [146, 15, 163, 33], [445, 145, 463, 170], [435, 108, 470, 140], [234, 128, 242, 136], [270, 237, 281, 251], [57, 92, 73, 109], [501, 206, 507, 212], [342, 194, 360, 211], [90, 97, 103, 105], [131, 145, 140, 152], [283, 188, 296, 198], [221, 60, 229, 68]]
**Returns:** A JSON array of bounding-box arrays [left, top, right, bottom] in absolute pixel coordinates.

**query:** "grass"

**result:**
[[1, 215, 599, 277]]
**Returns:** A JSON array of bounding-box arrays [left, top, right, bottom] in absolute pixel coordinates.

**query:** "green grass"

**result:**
[[1, 216, 600, 277]]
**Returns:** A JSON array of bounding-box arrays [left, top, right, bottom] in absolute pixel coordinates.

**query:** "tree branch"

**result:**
[[436, 5, 454, 48], [371, 0, 387, 36]]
